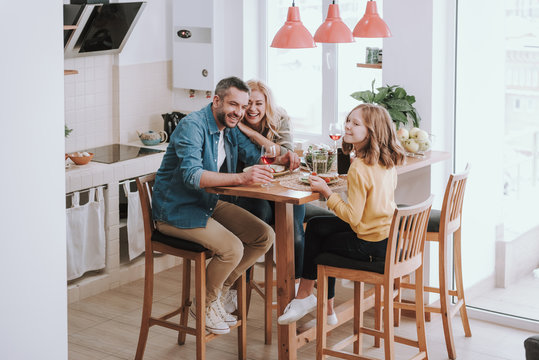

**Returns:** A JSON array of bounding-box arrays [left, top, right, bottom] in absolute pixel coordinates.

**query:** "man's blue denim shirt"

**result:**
[[152, 103, 260, 228]]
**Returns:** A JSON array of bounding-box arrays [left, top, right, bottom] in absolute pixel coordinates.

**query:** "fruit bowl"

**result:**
[[68, 152, 94, 165], [397, 128, 432, 157]]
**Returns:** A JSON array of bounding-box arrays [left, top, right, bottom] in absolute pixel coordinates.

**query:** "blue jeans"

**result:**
[[302, 216, 388, 299], [235, 197, 306, 279]]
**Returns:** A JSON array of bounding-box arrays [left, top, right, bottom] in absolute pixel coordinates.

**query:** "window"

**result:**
[[266, 0, 383, 145], [456, 0, 539, 326], [267, 0, 323, 137]]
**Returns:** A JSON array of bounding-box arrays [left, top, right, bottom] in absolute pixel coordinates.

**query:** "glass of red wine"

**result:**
[[329, 122, 343, 150], [260, 145, 277, 187]]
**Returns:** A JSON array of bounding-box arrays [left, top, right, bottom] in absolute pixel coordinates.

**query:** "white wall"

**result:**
[[118, 0, 172, 66], [172, 0, 264, 112], [0, 1, 67, 359], [384, 0, 457, 295]]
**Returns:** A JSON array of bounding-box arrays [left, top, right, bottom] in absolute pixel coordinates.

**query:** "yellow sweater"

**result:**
[[327, 158, 397, 242]]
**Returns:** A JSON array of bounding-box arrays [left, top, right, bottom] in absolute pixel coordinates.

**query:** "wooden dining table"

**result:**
[[206, 150, 450, 360]]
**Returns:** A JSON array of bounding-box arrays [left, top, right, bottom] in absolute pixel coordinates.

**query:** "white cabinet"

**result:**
[[172, 0, 243, 91]]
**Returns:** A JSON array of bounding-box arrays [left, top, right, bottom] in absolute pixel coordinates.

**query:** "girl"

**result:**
[[277, 103, 405, 325]]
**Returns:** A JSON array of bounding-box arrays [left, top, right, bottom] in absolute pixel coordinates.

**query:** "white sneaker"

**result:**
[[221, 289, 238, 314], [277, 294, 317, 325], [214, 295, 238, 326], [327, 312, 338, 326], [204, 301, 231, 335]]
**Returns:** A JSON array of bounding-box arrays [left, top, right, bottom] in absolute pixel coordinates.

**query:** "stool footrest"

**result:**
[[323, 348, 378, 360], [331, 334, 359, 352], [450, 299, 465, 317], [149, 317, 195, 335]]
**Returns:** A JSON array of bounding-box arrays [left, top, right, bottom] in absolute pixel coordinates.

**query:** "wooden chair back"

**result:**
[[439, 164, 470, 236], [135, 173, 157, 250], [387, 195, 434, 279]]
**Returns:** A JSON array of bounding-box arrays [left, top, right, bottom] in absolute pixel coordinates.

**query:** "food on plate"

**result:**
[[319, 174, 338, 183], [269, 164, 285, 173], [301, 173, 339, 185], [243, 164, 288, 176]]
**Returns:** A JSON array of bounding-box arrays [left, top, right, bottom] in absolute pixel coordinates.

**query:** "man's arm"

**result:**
[[199, 165, 274, 188]]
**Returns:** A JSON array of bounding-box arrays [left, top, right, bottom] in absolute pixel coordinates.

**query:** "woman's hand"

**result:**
[[237, 121, 251, 136], [309, 175, 333, 199], [277, 151, 300, 170]]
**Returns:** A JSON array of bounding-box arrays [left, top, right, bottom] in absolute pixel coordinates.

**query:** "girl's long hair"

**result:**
[[342, 104, 405, 168], [246, 79, 287, 142]]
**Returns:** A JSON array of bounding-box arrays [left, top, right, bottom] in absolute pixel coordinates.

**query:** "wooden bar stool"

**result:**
[[398, 165, 472, 359], [245, 203, 335, 345], [245, 245, 276, 345], [134, 173, 247, 360], [315, 196, 434, 360]]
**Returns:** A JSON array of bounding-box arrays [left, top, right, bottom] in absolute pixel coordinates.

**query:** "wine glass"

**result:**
[[260, 145, 277, 187], [329, 122, 343, 150]]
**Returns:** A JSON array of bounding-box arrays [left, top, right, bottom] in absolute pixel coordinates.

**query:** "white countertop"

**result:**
[[65, 141, 168, 193]]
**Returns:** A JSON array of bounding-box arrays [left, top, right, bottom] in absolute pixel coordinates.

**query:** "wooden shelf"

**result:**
[[64, 70, 79, 76], [63, 25, 78, 30], [356, 63, 382, 69]]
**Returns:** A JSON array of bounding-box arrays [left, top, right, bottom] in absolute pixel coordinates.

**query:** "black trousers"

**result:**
[[302, 216, 388, 299]]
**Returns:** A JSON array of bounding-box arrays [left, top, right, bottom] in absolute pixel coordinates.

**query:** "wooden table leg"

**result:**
[[274, 202, 297, 360]]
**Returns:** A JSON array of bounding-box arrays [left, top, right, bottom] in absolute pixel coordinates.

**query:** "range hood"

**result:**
[[64, 2, 146, 58]]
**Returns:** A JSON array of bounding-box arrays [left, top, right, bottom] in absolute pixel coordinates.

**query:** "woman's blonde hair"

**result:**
[[342, 103, 405, 168], [246, 79, 285, 142]]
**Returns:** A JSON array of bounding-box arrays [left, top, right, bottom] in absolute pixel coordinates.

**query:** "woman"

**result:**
[[277, 103, 406, 325], [236, 79, 333, 283]]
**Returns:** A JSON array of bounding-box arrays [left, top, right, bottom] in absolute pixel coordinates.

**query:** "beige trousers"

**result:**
[[156, 200, 274, 304]]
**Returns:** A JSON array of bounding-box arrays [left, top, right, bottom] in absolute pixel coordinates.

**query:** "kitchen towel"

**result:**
[[122, 181, 145, 260], [66, 187, 106, 281]]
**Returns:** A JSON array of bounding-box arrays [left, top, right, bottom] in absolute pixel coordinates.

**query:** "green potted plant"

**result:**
[[65, 124, 73, 138], [350, 80, 421, 129]]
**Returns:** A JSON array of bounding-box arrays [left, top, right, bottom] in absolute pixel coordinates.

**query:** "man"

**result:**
[[152, 76, 299, 335]]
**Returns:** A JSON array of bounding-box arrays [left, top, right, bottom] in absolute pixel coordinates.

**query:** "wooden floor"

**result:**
[[68, 263, 535, 359]]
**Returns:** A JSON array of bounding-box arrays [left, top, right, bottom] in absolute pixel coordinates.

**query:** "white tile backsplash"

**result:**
[[65, 58, 174, 153]]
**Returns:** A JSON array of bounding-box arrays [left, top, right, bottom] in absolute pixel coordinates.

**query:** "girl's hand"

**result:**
[[309, 175, 333, 199]]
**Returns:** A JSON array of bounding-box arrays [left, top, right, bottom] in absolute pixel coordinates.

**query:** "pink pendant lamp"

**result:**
[[353, 0, 392, 38], [270, 2, 316, 49], [314, 1, 354, 43]]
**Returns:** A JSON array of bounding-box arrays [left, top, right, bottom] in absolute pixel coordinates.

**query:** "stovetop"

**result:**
[[85, 144, 165, 164]]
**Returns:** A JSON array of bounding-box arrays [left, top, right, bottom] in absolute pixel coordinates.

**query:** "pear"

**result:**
[[397, 128, 409, 141], [403, 139, 419, 153], [409, 127, 421, 138], [415, 129, 429, 141], [418, 139, 431, 152]]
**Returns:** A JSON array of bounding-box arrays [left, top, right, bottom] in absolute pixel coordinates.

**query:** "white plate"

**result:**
[[243, 164, 289, 177], [299, 175, 340, 185]]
